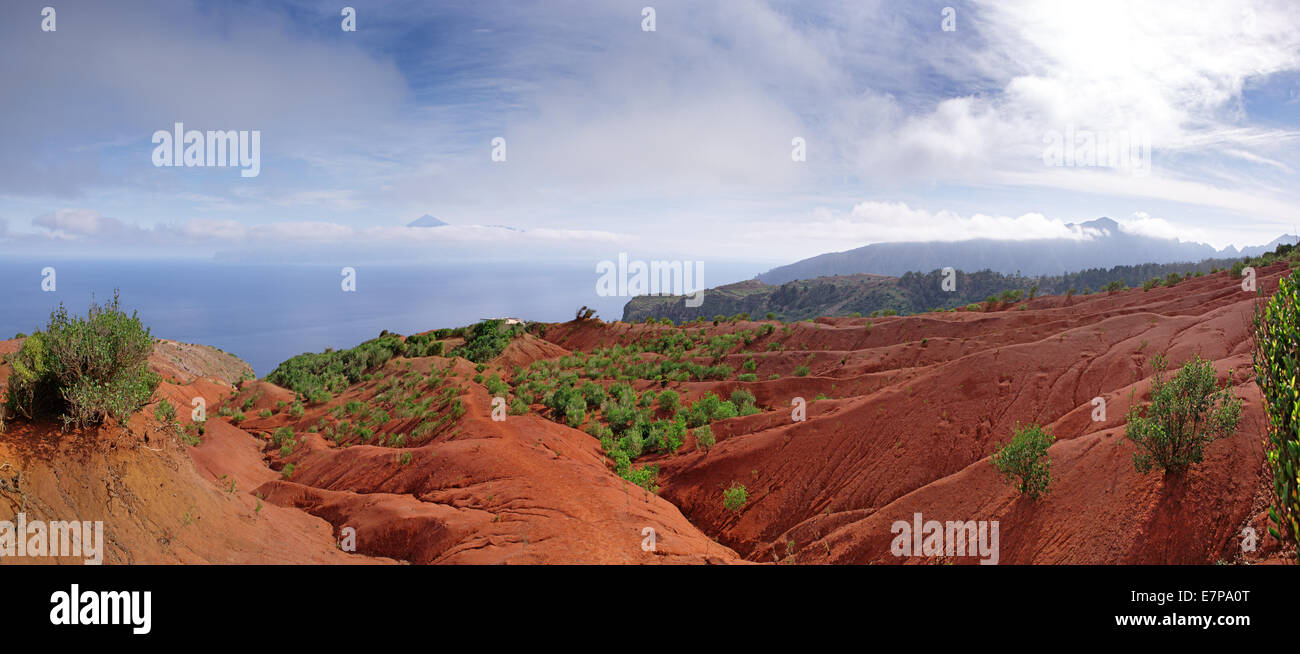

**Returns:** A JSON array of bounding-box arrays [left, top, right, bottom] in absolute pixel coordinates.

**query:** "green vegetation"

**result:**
[[1253, 269, 1300, 561], [1125, 355, 1242, 474], [266, 332, 410, 399], [153, 398, 177, 424], [723, 482, 748, 512], [991, 423, 1054, 500], [450, 319, 524, 363], [694, 425, 715, 452], [3, 292, 159, 429]]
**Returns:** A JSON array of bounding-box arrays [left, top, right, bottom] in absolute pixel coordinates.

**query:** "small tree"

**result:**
[[1125, 354, 1242, 475], [694, 425, 715, 452], [723, 482, 748, 512], [3, 292, 157, 429], [991, 423, 1054, 500]]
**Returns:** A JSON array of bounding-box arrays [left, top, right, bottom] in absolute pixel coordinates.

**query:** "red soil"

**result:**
[[2, 265, 1292, 564], [0, 341, 390, 564]]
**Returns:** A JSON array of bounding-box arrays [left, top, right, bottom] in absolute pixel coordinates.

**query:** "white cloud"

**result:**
[[33, 209, 128, 236]]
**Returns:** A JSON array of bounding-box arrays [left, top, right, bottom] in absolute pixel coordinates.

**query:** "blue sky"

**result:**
[[1, 0, 1298, 264]]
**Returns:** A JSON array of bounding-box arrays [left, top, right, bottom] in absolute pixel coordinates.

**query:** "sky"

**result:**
[[1, 0, 1298, 265]]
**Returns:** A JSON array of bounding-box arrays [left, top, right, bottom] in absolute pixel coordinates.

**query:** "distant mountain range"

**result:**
[[758, 217, 1298, 284]]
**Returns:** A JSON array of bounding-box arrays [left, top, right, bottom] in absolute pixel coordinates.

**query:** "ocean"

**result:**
[[0, 259, 765, 375]]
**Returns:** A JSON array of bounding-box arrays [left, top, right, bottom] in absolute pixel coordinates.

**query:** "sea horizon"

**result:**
[[0, 258, 768, 375]]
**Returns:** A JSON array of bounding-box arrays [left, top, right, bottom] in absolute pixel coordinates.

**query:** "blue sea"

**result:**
[[0, 259, 765, 375]]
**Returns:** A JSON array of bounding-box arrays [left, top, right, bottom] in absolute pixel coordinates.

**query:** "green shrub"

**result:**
[[1253, 270, 1300, 561], [1142, 277, 1161, 291], [1125, 354, 1242, 474], [794, 364, 810, 377], [1164, 272, 1183, 287], [991, 423, 1054, 500], [729, 389, 756, 409], [272, 426, 295, 447], [573, 381, 602, 408], [655, 389, 679, 414], [153, 398, 177, 424], [723, 482, 748, 512], [563, 398, 586, 428], [738, 373, 758, 382], [694, 425, 715, 452], [2, 292, 158, 428], [623, 463, 659, 493]]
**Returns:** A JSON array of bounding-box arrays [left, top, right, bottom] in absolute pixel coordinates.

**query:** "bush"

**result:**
[[1143, 277, 1161, 291], [991, 423, 1054, 500], [656, 389, 680, 414], [451, 319, 522, 363], [794, 364, 810, 377], [3, 292, 159, 428], [1253, 271, 1300, 561], [694, 425, 715, 452], [723, 482, 748, 512], [154, 398, 177, 424], [563, 398, 586, 428], [484, 374, 509, 396], [272, 426, 295, 447], [729, 388, 756, 410], [1164, 272, 1183, 287], [1125, 354, 1242, 474], [579, 381, 606, 408]]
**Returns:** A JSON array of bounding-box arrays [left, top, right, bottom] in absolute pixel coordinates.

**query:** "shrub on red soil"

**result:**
[[1125, 354, 1242, 475], [991, 423, 1054, 500]]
